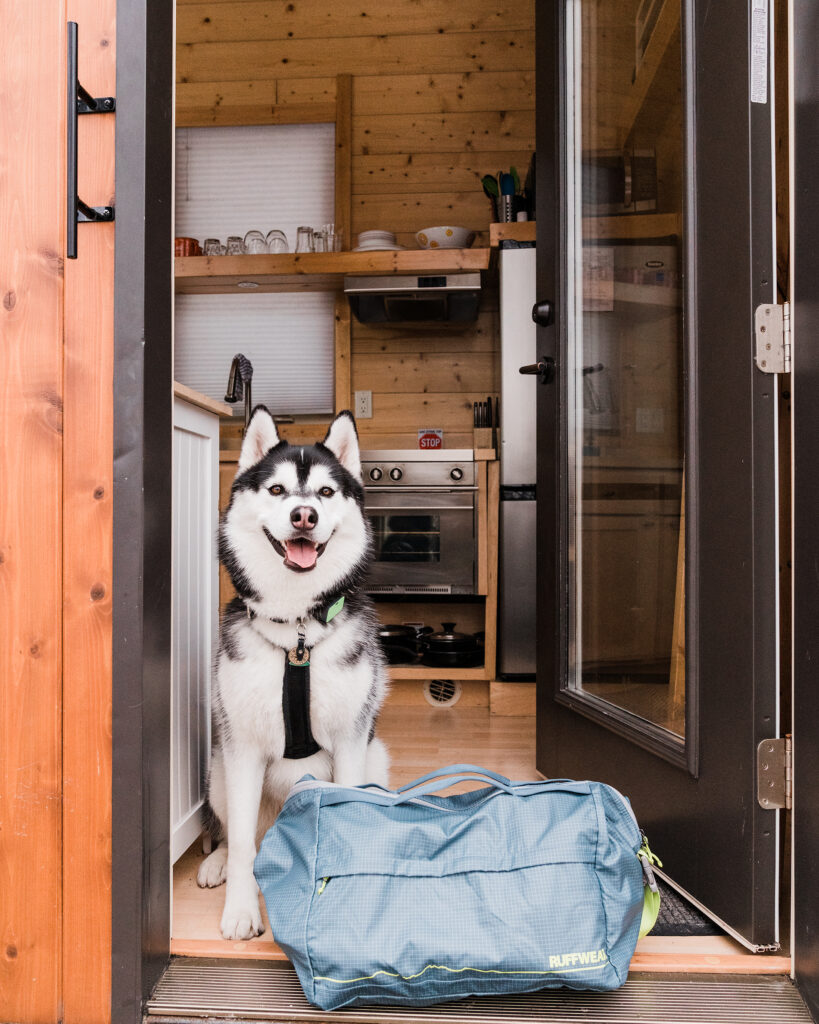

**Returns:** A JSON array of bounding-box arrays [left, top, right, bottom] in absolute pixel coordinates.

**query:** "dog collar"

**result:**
[[244, 592, 346, 627]]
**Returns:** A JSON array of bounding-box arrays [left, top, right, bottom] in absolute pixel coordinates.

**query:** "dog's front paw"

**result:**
[[197, 845, 228, 888], [220, 895, 265, 940]]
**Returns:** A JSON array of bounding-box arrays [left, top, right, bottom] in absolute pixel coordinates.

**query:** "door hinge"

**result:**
[[754, 302, 791, 373], [757, 736, 792, 810]]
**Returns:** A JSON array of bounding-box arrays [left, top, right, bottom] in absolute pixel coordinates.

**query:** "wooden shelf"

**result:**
[[175, 248, 491, 294], [387, 665, 488, 682], [489, 221, 536, 246]]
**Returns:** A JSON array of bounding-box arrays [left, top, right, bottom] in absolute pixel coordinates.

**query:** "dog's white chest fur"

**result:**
[[218, 614, 375, 759]]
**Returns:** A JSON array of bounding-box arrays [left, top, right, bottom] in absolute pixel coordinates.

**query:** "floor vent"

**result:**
[[146, 959, 812, 1023], [424, 679, 462, 707]]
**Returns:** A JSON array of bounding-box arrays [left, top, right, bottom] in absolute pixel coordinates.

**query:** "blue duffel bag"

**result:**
[[254, 764, 660, 1010]]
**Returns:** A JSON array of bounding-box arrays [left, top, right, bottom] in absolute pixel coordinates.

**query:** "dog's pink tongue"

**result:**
[[285, 538, 318, 569]]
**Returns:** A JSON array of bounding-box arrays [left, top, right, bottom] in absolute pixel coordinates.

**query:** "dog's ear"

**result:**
[[237, 405, 280, 474], [322, 410, 362, 481]]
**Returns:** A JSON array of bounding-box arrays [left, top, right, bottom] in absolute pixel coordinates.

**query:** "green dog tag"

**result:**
[[324, 596, 345, 622]]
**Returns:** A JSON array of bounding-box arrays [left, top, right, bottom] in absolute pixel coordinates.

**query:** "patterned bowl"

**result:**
[[415, 226, 476, 249]]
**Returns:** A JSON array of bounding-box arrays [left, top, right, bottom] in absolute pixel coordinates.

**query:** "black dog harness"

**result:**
[[248, 594, 346, 760]]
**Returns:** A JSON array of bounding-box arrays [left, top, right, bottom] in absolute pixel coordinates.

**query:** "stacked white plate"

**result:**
[[354, 230, 405, 252]]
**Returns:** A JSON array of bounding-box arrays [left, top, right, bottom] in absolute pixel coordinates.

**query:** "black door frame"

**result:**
[[535, 0, 781, 948], [112, 1, 174, 1019], [791, 1, 819, 1016]]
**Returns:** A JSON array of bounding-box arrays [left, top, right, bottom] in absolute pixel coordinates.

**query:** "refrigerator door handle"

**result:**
[[518, 356, 555, 384]]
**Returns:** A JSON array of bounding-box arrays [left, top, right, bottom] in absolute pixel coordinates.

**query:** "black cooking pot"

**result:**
[[377, 624, 425, 665], [420, 622, 483, 668]]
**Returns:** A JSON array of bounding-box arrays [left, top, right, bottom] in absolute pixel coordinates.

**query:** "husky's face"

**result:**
[[220, 408, 369, 609]]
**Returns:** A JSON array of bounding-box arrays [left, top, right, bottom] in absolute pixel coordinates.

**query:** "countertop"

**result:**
[[174, 381, 233, 418]]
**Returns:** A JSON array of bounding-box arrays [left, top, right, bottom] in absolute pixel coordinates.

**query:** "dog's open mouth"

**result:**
[[263, 528, 327, 572]]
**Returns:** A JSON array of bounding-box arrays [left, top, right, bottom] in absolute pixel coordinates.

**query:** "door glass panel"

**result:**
[[566, 0, 685, 737]]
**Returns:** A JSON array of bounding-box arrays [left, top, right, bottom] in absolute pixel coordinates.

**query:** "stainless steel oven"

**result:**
[[360, 450, 477, 595]]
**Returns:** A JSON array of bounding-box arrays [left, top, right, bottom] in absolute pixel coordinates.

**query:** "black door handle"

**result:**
[[67, 22, 116, 259], [519, 357, 555, 384], [532, 300, 554, 327]]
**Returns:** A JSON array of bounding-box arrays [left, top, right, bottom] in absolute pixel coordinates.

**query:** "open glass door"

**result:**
[[535, 0, 782, 948]]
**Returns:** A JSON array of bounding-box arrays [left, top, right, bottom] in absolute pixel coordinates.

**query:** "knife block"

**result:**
[[473, 427, 494, 450]]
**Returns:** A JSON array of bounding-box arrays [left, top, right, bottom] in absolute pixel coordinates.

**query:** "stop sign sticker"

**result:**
[[418, 428, 443, 450]]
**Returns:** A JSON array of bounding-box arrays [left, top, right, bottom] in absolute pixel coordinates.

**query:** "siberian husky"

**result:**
[[197, 407, 389, 940]]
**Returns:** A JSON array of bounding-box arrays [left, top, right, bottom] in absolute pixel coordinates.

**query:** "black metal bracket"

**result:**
[[67, 22, 116, 259], [77, 84, 116, 115]]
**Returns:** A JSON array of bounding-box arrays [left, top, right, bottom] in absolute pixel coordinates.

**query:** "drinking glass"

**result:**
[[226, 236, 245, 255], [243, 230, 267, 255], [203, 238, 222, 255], [265, 229, 288, 254], [295, 226, 314, 253], [313, 230, 327, 253]]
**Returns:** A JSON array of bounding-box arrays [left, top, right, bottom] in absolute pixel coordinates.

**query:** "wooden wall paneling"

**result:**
[[62, 1, 115, 1021], [353, 351, 497, 394], [334, 293, 352, 413], [177, 32, 534, 84], [353, 111, 535, 157], [353, 193, 498, 242], [334, 74, 352, 254], [175, 79, 337, 127], [353, 310, 499, 354], [176, 0, 534, 45], [353, 151, 533, 196], [353, 71, 535, 117], [357, 392, 497, 431], [334, 74, 353, 411], [0, 5, 64, 1021]]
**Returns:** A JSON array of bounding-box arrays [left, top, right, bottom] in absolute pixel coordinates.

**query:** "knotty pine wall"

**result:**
[[176, 0, 535, 448]]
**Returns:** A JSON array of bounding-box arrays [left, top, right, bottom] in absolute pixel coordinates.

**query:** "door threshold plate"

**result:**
[[146, 959, 811, 1023]]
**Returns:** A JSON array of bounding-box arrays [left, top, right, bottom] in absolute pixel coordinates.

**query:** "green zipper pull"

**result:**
[[637, 832, 663, 938], [317, 877, 330, 895]]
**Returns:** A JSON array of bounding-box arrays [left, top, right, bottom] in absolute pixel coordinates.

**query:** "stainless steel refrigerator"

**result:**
[[497, 239, 680, 678], [498, 243, 538, 677]]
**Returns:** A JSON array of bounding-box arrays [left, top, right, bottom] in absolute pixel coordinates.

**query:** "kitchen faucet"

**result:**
[[225, 353, 254, 434]]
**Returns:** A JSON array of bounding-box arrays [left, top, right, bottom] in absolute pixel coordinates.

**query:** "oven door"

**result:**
[[363, 487, 476, 594]]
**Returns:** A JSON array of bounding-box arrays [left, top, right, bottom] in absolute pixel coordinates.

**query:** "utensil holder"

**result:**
[[473, 427, 494, 450], [498, 195, 514, 223]]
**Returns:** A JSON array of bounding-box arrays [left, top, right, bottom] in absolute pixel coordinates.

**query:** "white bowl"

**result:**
[[415, 226, 476, 249]]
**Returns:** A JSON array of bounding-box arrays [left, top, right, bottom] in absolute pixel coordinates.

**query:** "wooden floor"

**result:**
[[171, 703, 789, 975]]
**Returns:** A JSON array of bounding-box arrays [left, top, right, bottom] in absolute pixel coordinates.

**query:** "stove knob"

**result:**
[[450, 467, 464, 482], [369, 467, 383, 481], [389, 467, 403, 481]]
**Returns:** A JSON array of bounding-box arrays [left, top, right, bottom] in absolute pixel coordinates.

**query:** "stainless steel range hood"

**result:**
[[344, 273, 481, 325]]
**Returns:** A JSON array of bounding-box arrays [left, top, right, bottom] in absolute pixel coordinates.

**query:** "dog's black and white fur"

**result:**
[[197, 407, 389, 940]]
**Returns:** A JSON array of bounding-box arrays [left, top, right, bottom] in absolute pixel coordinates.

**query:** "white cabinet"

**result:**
[[171, 390, 223, 862]]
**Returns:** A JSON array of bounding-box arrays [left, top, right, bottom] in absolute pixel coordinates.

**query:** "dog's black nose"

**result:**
[[290, 505, 318, 530]]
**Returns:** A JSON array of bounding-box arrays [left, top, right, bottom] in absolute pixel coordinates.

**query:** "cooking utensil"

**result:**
[[486, 397, 493, 428], [377, 624, 423, 666], [420, 622, 483, 668], [510, 165, 521, 194], [481, 174, 499, 199]]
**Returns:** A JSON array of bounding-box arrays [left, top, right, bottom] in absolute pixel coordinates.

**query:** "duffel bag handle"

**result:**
[[396, 763, 512, 792]]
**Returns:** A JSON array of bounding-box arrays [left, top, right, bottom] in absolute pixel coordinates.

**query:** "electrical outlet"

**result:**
[[354, 390, 373, 419]]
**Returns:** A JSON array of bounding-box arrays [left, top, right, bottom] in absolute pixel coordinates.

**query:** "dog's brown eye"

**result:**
[[269, 484, 284, 496], [319, 486, 335, 498]]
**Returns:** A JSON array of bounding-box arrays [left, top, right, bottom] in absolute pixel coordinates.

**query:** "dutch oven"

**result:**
[[420, 622, 483, 668]]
